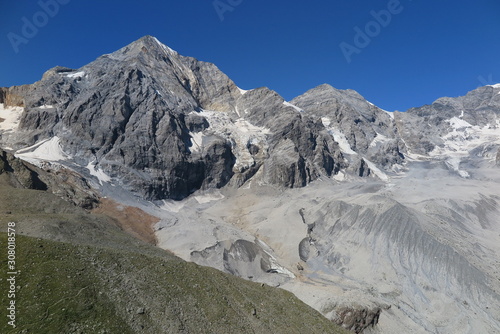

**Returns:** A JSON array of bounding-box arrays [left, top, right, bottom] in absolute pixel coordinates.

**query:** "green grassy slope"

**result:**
[[0, 233, 348, 334]]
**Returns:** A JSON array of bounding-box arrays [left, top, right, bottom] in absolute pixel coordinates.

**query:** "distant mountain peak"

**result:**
[[301, 83, 369, 102], [104, 35, 178, 62], [147, 35, 178, 55], [130, 35, 176, 52]]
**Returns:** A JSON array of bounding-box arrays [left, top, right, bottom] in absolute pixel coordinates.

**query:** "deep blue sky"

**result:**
[[1, 0, 499, 111]]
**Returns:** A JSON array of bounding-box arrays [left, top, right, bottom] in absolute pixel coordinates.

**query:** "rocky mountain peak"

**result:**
[[2, 36, 498, 202], [397, 83, 500, 156], [291, 83, 402, 169], [41, 66, 75, 81], [309, 83, 368, 101], [1, 37, 349, 200], [104, 35, 178, 63]]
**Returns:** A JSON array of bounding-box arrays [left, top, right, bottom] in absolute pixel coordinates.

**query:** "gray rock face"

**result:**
[[0, 150, 47, 190], [0, 150, 98, 208], [396, 85, 500, 155], [351, 157, 371, 177], [291, 84, 404, 165], [334, 305, 381, 333], [12, 36, 240, 200], [4, 36, 343, 200], [235, 87, 345, 187]]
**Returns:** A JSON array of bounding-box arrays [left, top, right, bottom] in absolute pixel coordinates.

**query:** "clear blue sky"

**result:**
[[1, 0, 499, 111]]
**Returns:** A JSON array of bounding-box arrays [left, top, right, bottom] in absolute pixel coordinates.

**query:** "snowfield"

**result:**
[[86, 160, 112, 185], [66, 71, 85, 78], [0, 103, 24, 132], [15, 137, 71, 164], [191, 109, 271, 172], [321, 117, 358, 155]]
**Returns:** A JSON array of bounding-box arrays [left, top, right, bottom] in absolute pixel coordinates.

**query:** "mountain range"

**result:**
[[1, 35, 499, 333]]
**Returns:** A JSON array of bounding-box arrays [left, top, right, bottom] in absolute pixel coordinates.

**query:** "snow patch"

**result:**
[[369, 133, 390, 148], [368, 101, 393, 118], [283, 101, 304, 113], [321, 117, 331, 128], [194, 110, 271, 172], [159, 200, 186, 213], [152, 36, 177, 54], [449, 116, 472, 130], [66, 71, 85, 78], [487, 83, 500, 89], [15, 137, 71, 163], [194, 191, 225, 204], [445, 158, 470, 178], [86, 160, 112, 185], [0, 103, 24, 132], [362, 158, 389, 181], [38, 105, 54, 109], [189, 131, 205, 153], [234, 118, 270, 134], [429, 116, 500, 174], [321, 117, 357, 155], [333, 171, 346, 181], [256, 239, 295, 279], [238, 87, 249, 95], [432, 118, 500, 158]]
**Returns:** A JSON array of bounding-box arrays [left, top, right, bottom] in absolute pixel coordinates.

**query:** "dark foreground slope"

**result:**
[[0, 158, 347, 334], [0, 234, 348, 334]]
